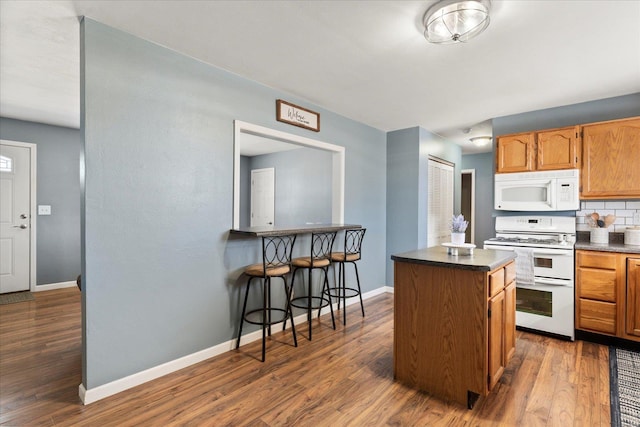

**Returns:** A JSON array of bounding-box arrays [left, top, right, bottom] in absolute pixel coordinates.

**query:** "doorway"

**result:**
[[0, 140, 37, 293], [427, 157, 454, 247], [461, 169, 475, 244]]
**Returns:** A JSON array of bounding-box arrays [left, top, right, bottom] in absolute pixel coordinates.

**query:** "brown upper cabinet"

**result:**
[[496, 126, 579, 173], [580, 117, 640, 199], [495, 132, 534, 173]]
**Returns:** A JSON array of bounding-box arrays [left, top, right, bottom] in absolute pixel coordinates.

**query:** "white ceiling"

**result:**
[[1, 1, 639, 154]]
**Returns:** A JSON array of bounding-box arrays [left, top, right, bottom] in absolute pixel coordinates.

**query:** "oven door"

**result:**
[[483, 245, 573, 281], [530, 248, 574, 281], [516, 279, 574, 340], [494, 178, 555, 211]]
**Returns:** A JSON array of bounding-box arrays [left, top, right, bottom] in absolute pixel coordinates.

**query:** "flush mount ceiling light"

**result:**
[[470, 136, 492, 146], [424, 0, 491, 44]]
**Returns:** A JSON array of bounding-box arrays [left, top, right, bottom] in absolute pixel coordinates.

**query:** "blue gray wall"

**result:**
[[385, 126, 462, 286], [81, 18, 386, 390], [244, 147, 332, 227], [461, 152, 494, 245], [0, 117, 81, 285], [493, 93, 640, 136]]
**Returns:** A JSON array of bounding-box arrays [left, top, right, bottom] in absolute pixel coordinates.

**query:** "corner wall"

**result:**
[[81, 18, 386, 392], [385, 126, 461, 286], [460, 152, 494, 245]]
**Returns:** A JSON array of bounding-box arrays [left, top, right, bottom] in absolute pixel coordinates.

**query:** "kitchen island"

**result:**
[[391, 246, 516, 408]]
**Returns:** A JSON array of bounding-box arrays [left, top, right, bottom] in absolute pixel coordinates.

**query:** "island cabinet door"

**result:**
[[488, 290, 506, 391], [504, 281, 516, 362]]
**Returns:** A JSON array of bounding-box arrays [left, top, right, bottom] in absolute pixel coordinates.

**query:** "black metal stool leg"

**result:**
[[267, 278, 273, 337], [236, 277, 254, 349], [342, 261, 347, 325], [308, 268, 313, 340], [262, 278, 268, 362], [284, 276, 297, 347], [283, 267, 298, 331], [320, 267, 336, 329], [353, 262, 365, 317], [337, 262, 342, 310]]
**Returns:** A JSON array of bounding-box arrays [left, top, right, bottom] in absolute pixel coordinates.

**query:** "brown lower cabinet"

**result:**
[[575, 250, 640, 342], [627, 258, 640, 337]]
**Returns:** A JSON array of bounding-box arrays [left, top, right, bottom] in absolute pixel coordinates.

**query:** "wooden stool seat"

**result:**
[[245, 264, 291, 277], [330, 253, 360, 262], [292, 257, 331, 268]]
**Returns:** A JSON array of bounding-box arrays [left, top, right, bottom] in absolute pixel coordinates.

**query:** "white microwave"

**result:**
[[495, 169, 580, 211]]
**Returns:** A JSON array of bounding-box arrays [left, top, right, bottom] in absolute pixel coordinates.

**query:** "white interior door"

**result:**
[[0, 143, 32, 293], [250, 168, 275, 227]]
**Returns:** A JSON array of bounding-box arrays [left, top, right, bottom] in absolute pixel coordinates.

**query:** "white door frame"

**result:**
[[461, 169, 476, 245], [1, 139, 37, 292], [233, 120, 345, 229]]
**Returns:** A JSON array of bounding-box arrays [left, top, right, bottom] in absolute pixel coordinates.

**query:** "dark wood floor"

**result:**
[[0, 288, 610, 426]]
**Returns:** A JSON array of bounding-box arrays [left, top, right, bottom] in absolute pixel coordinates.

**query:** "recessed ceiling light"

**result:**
[[470, 136, 492, 146]]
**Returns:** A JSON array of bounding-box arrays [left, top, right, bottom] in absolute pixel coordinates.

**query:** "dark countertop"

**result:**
[[575, 241, 640, 254], [391, 246, 516, 272], [230, 223, 361, 237], [575, 231, 640, 254]]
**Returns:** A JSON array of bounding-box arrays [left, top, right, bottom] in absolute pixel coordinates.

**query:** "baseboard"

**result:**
[[79, 284, 391, 405], [33, 281, 77, 292]]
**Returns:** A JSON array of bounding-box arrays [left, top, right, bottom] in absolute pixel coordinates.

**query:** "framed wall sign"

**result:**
[[276, 99, 320, 132]]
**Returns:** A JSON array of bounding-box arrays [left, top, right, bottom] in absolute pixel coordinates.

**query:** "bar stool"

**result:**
[[285, 231, 337, 340], [325, 228, 366, 325], [236, 234, 297, 362]]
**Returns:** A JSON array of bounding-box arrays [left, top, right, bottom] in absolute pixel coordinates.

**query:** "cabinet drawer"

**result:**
[[577, 267, 617, 302], [577, 251, 617, 270], [578, 298, 616, 335], [489, 268, 505, 298], [504, 261, 516, 285]]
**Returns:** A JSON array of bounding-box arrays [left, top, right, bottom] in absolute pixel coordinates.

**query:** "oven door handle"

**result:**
[[534, 277, 572, 286], [533, 249, 573, 256]]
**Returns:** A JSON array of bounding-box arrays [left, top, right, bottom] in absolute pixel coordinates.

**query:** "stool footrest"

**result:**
[[290, 295, 332, 311], [325, 287, 361, 299], [243, 308, 290, 326]]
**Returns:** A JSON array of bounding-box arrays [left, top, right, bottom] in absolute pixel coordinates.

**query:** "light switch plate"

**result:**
[[38, 205, 51, 215]]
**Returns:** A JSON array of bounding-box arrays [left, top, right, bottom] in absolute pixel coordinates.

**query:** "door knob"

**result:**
[[20, 214, 27, 219], [13, 224, 27, 229]]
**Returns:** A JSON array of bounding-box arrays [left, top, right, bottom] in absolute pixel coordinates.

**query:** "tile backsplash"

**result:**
[[576, 200, 640, 232]]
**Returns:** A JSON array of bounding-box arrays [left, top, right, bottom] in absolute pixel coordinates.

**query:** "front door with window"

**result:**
[[0, 142, 32, 293]]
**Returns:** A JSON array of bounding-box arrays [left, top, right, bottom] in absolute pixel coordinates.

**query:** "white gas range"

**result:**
[[484, 216, 575, 341]]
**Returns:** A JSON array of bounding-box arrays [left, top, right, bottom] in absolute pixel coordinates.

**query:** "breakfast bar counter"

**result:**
[[391, 246, 516, 408], [230, 223, 361, 237]]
